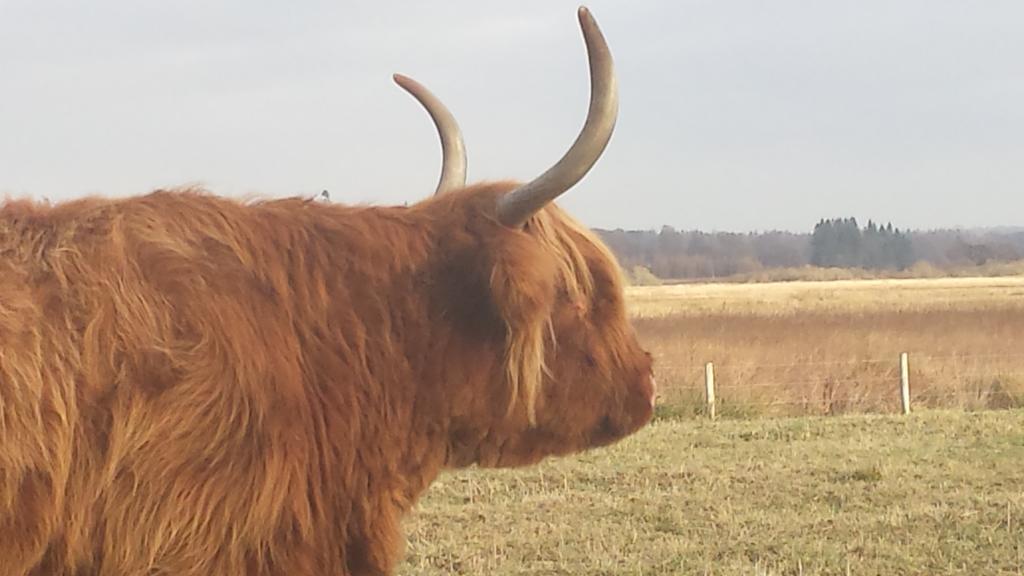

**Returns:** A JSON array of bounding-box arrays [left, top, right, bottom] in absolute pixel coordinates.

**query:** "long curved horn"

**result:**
[[495, 6, 618, 228], [393, 73, 467, 195]]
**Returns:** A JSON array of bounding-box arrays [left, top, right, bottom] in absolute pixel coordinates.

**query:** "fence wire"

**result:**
[[653, 352, 1024, 416]]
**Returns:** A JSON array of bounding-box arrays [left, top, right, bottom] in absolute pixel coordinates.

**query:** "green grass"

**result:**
[[400, 410, 1024, 575]]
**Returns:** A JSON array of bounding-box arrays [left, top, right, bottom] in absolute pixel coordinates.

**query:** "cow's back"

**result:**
[[0, 192, 411, 575]]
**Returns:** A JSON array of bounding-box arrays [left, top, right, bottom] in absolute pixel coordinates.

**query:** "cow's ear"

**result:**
[[482, 229, 558, 424], [486, 230, 558, 332]]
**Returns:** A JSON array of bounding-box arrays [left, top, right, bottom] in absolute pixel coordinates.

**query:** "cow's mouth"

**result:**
[[588, 414, 625, 448]]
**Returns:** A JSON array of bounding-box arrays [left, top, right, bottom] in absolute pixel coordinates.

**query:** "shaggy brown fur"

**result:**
[[0, 181, 655, 575]]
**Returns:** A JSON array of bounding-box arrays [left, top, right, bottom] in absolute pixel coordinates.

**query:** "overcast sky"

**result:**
[[1, 1, 1022, 232]]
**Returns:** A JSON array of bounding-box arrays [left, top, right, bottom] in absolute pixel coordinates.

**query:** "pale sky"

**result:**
[[2, 1, 1022, 233]]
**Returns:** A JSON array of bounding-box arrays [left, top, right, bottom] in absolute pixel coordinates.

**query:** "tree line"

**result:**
[[597, 220, 1024, 282]]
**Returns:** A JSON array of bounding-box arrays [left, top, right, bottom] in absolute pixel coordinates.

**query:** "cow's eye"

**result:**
[[584, 353, 597, 368]]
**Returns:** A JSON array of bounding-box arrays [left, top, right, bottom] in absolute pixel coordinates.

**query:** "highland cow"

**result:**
[[0, 7, 655, 575]]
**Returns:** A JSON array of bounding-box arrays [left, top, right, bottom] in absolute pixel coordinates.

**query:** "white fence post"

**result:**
[[900, 352, 911, 415], [705, 362, 716, 420]]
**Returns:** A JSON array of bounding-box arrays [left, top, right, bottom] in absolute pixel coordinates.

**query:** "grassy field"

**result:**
[[399, 276, 1024, 575], [628, 277, 1024, 417], [401, 410, 1024, 575]]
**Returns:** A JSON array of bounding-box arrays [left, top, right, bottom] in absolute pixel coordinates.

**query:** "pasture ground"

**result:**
[[401, 409, 1024, 575], [403, 277, 1024, 574]]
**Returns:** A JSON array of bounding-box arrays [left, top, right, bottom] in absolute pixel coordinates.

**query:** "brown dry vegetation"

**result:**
[[628, 277, 1024, 417]]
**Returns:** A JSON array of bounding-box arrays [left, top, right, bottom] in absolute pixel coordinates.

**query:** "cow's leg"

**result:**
[[343, 501, 405, 576]]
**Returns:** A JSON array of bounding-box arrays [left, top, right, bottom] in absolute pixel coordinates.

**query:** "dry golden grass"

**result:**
[[626, 276, 1024, 317], [628, 276, 1024, 417]]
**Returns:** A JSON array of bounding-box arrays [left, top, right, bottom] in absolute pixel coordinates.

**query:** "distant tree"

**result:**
[[891, 230, 914, 269], [811, 217, 864, 268], [810, 219, 835, 266]]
